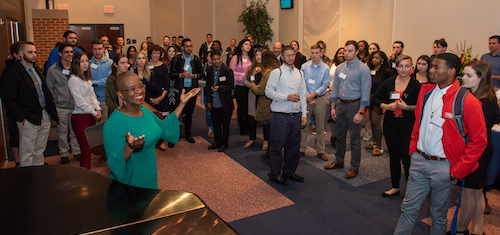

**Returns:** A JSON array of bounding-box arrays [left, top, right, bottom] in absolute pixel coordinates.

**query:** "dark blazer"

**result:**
[[205, 63, 234, 113], [293, 52, 307, 70], [1, 60, 58, 125], [371, 76, 421, 128], [171, 53, 203, 91]]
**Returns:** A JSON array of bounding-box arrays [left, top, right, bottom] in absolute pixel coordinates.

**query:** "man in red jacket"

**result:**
[[393, 53, 487, 235]]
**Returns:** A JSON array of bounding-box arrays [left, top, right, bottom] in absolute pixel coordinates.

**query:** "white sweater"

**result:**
[[68, 74, 101, 116]]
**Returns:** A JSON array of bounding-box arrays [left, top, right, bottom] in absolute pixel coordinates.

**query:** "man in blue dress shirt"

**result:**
[[480, 35, 500, 91], [326, 40, 371, 179], [299, 43, 331, 161]]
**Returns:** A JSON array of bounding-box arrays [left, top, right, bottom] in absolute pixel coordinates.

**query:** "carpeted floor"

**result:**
[[4, 97, 500, 234]]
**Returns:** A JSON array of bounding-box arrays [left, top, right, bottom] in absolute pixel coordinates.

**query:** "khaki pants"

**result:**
[[17, 110, 51, 167], [56, 107, 80, 157], [300, 96, 327, 154]]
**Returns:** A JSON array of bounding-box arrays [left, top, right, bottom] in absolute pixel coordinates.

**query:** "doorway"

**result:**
[[69, 24, 124, 53]]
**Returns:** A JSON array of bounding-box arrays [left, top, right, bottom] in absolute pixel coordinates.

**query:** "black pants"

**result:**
[[182, 95, 197, 137], [234, 86, 248, 134], [383, 117, 412, 188], [247, 115, 257, 140], [211, 107, 232, 146], [268, 112, 301, 179]]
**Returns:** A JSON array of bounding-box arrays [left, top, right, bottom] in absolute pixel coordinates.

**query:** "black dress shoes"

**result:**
[[208, 143, 220, 150], [168, 142, 175, 148], [185, 136, 195, 143], [218, 145, 228, 152], [271, 177, 289, 185], [286, 174, 305, 182]]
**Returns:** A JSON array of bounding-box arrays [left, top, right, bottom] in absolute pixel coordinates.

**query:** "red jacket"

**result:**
[[409, 80, 487, 179]]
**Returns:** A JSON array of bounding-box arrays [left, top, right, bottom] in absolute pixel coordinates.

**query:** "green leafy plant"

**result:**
[[238, 0, 274, 47]]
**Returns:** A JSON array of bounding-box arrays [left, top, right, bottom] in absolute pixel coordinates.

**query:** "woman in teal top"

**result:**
[[104, 71, 200, 189]]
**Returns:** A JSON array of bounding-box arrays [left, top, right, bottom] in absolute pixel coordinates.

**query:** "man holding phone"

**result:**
[[205, 50, 234, 152]]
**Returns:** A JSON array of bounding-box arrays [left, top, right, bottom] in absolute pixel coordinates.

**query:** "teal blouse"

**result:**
[[104, 106, 179, 189]]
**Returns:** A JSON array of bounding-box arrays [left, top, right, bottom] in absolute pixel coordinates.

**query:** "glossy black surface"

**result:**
[[0, 165, 237, 235]]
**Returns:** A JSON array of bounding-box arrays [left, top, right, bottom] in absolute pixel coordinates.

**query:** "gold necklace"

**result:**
[[430, 90, 443, 118]]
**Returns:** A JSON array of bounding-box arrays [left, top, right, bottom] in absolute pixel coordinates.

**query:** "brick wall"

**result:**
[[32, 10, 69, 69]]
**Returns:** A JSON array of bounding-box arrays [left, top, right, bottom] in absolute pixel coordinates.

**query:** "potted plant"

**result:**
[[238, 0, 274, 47]]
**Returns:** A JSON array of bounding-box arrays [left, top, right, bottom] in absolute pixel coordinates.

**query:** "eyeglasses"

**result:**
[[62, 50, 74, 54], [118, 84, 146, 93], [283, 54, 296, 58]]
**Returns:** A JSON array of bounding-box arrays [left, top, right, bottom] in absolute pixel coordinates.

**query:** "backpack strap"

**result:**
[[452, 86, 470, 144]]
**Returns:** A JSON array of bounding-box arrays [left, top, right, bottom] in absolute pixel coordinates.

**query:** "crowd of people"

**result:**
[[1, 30, 500, 234]]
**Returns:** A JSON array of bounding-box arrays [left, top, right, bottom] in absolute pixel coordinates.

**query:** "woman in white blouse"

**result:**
[[68, 52, 102, 169]]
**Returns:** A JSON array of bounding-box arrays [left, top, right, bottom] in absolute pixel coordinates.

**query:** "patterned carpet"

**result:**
[[5, 136, 293, 223]]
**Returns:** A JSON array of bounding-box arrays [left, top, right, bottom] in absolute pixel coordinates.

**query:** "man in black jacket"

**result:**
[[171, 38, 203, 143], [205, 50, 234, 152], [1, 42, 22, 167], [1, 41, 58, 167], [199, 33, 213, 64]]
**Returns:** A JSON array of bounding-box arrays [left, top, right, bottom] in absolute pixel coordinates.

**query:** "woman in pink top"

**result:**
[[230, 39, 253, 135]]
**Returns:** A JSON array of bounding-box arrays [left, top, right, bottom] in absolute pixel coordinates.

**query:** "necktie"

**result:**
[[27, 68, 45, 107]]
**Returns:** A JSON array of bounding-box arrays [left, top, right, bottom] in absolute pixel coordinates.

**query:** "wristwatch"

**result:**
[[357, 111, 363, 115]]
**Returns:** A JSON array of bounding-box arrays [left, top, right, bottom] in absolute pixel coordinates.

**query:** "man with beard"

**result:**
[[1, 41, 59, 167], [46, 30, 82, 70], [265, 46, 307, 185]]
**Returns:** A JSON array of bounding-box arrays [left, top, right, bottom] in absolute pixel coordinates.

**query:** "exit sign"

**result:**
[[104, 6, 114, 13]]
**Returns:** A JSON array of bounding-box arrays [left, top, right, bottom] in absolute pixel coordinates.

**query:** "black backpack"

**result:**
[[453, 86, 470, 144]]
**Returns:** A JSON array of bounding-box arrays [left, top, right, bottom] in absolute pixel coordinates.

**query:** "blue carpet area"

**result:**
[[42, 100, 456, 234], [186, 104, 445, 234]]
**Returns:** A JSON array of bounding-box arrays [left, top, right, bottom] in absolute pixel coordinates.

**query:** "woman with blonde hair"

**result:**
[[131, 52, 162, 107]]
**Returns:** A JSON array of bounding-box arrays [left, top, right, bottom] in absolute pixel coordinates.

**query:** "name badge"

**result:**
[[308, 79, 315, 84], [370, 70, 376, 75], [430, 115, 445, 127], [62, 69, 70, 75], [390, 92, 400, 100], [184, 78, 192, 87], [339, 73, 347, 79], [242, 58, 248, 63], [250, 75, 255, 82], [219, 76, 227, 82], [183, 64, 190, 71], [392, 62, 396, 68], [148, 65, 154, 69], [91, 63, 98, 69]]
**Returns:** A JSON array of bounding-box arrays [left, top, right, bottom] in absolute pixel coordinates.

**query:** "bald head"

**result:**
[[273, 42, 283, 58], [115, 71, 139, 91]]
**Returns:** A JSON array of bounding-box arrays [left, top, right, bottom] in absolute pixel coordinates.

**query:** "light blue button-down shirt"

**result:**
[[301, 60, 330, 96], [330, 58, 372, 107], [89, 55, 113, 101]]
